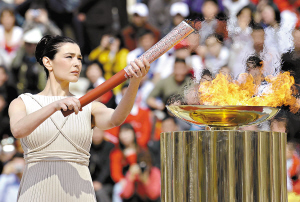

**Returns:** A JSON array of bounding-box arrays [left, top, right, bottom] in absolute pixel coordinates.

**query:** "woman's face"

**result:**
[[119, 128, 135, 147], [50, 43, 82, 83], [261, 5, 276, 25], [0, 11, 15, 31], [238, 8, 252, 25]]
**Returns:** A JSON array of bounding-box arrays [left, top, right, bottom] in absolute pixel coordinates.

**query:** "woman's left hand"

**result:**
[[128, 58, 150, 83]]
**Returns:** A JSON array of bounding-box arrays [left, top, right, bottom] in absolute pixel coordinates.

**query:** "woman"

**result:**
[[110, 123, 138, 202], [89, 34, 129, 94], [8, 35, 150, 201], [227, 5, 254, 78], [0, 8, 23, 67]]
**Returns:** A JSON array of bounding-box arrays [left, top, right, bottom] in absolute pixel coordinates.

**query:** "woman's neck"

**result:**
[[39, 76, 72, 96]]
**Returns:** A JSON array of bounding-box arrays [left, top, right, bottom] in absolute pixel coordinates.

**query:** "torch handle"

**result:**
[[62, 69, 128, 117]]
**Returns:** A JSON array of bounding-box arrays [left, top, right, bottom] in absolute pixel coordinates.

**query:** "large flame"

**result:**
[[198, 72, 300, 113]]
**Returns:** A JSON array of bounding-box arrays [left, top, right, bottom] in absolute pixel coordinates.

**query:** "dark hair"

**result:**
[[175, 57, 186, 64], [35, 35, 78, 78], [236, 5, 254, 27], [201, 69, 213, 78], [246, 55, 263, 69], [205, 33, 224, 44], [85, 60, 104, 75], [118, 123, 137, 150], [137, 29, 154, 39], [263, 3, 281, 24], [251, 22, 264, 31], [236, 5, 253, 18]]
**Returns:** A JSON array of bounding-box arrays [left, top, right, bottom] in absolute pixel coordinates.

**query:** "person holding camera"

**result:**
[[22, 7, 61, 36], [121, 149, 161, 202]]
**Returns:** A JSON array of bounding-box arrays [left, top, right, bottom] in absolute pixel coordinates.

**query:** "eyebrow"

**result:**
[[64, 53, 83, 58]]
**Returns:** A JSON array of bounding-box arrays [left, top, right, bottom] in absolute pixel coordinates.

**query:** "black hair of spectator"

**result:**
[[236, 5, 255, 27], [205, 33, 224, 44], [201, 69, 213, 78], [119, 123, 137, 151], [266, 3, 281, 24], [251, 23, 264, 31], [175, 57, 186, 64], [246, 55, 263, 69], [113, 33, 126, 49], [137, 29, 154, 40], [121, 83, 130, 90], [35, 35, 79, 78], [85, 60, 104, 75]]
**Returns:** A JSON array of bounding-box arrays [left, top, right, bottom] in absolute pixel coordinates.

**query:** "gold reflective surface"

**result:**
[[161, 130, 287, 202], [167, 105, 279, 128]]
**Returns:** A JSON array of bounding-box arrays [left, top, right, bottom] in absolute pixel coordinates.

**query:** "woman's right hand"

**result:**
[[53, 97, 82, 114]]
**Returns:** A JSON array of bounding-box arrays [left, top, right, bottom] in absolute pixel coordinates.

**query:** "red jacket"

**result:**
[[121, 167, 161, 200], [110, 148, 137, 183]]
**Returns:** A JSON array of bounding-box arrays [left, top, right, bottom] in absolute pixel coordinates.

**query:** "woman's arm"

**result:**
[[9, 97, 82, 139], [92, 58, 150, 129]]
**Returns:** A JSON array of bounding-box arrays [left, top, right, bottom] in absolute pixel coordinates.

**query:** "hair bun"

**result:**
[[35, 35, 54, 65]]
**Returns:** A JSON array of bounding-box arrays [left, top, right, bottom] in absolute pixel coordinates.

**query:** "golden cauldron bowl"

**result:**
[[166, 105, 280, 129]]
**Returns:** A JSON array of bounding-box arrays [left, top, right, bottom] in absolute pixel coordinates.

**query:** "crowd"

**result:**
[[1, 0, 300, 201]]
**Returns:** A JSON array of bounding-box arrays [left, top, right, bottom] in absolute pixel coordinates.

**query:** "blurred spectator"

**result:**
[[0, 65, 18, 138], [127, 29, 164, 81], [110, 123, 138, 202], [147, 0, 181, 37], [122, 3, 160, 51], [147, 57, 191, 111], [259, 3, 294, 54], [148, 115, 179, 169], [154, 35, 204, 83], [23, 7, 62, 36], [0, 154, 25, 202], [223, 0, 250, 20], [281, 28, 300, 84], [286, 141, 300, 194], [85, 60, 117, 109], [270, 111, 287, 133], [0, 7, 23, 67], [184, 0, 224, 19], [89, 34, 129, 94], [227, 5, 254, 78], [0, 137, 17, 174], [78, 0, 113, 52], [199, 69, 213, 84], [89, 127, 115, 202], [218, 65, 232, 78], [114, 84, 152, 149], [245, 23, 281, 76], [198, 0, 228, 45], [121, 149, 161, 202], [11, 28, 46, 94], [204, 34, 230, 76]]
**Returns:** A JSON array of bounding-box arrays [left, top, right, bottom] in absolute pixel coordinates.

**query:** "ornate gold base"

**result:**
[[161, 130, 287, 202]]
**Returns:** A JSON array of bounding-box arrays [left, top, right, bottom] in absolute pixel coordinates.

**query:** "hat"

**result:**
[[129, 3, 149, 17], [23, 28, 43, 44], [170, 2, 189, 17]]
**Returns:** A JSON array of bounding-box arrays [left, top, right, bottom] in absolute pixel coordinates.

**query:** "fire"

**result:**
[[198, 72, 300, 113]]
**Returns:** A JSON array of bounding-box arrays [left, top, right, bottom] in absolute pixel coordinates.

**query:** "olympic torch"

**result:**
[[62, 21, 194, 117]]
